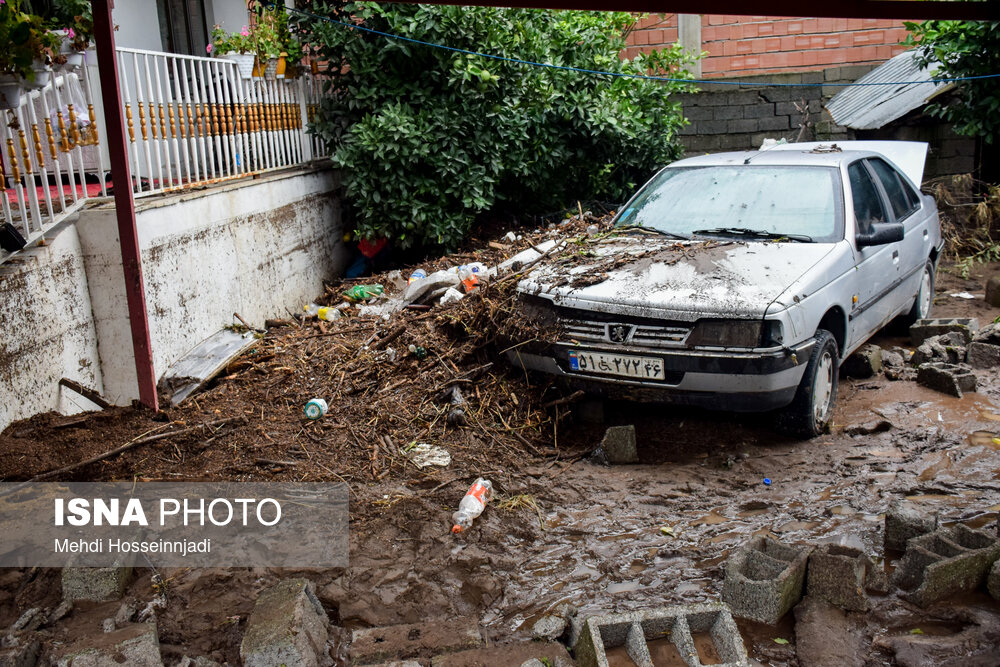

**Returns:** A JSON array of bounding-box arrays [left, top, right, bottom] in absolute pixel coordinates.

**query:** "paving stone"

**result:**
[[988, 559, 1000, 600], [430, 641, 573, 667], [840, 343, 882, 378], [966, 341, 1000, 369], [240, 578, 330, 667], [62, 567, 133, 603], [54, 623, 161, 666], [573, 603, 748, 667], [885, 500, 938, 552], [350, 620, 481, 665], [916, 362, 977, 398], [599, 425, 638, 464], [909, 318, 978, 346], [806, 543, 887, 612], [722, 536, 811, 625], [891, 524, 1000, 607]]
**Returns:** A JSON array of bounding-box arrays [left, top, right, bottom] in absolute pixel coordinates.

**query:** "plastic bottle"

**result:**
[[451, 478, 493, 533], [458, 267, 480, 293], [408, 269, 427, 285], [304, 398, 328, 420], [303, 304, 342, 322]]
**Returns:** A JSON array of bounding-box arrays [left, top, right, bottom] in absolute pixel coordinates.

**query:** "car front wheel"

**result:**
[[777, 329, 839, 438]]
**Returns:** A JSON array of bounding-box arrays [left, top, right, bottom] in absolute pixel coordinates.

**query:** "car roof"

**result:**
[[671, 148, 880, 169]]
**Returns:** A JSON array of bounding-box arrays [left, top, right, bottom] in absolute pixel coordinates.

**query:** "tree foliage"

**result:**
[[904, 20, 1000, 145], [293, 3, 695, 250]]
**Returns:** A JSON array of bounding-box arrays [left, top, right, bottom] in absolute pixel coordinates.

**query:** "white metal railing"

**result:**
[[0, 63, 105, 259], [1, 47, 327, 263], [116, 47, 326, 197]]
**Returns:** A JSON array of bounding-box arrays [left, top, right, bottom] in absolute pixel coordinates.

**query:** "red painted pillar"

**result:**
[[91, 0, 159, 411]]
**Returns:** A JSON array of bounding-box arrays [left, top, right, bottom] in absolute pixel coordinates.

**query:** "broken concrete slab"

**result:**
[[240, 578, 330, 667], [885, 500, 938, 551], [793, 596, 865, 667], [62, 567, 133, 603], [54, 622, 162, 666], [840, 343, 882, 378], [350, 620, 481, 666], [891, 524, 1000, 607], [989, 559, 1000, 600], [909, 318, 978, 346], [722, 536, 812, 625], [531, 615, 567, 642], [972, 321, 1000, 345], [912, 332, 968, 366], [429, 641, 573, 667], [916, 362, 977, 398], [599, 425, 637, 464], [872, 606, 1000, 667], [573, 603, 748, 667], [806, 543, 887, 612], [0, 636, 40, 667], [966, 341, 1000, 369]]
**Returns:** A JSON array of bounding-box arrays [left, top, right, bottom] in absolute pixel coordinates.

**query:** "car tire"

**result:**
[[776, 329, 839, 439], [897, 260, 935, 327]]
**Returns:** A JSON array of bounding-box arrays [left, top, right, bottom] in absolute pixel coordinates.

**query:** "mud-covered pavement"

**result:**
[[2, 255, 1000, 665]]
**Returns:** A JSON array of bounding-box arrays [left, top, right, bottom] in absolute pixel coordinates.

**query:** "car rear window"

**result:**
[[869, 158, 920, 221], [617, 165, 842, 242]]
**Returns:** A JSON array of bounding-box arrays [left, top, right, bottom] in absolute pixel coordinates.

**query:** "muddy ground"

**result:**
[[1, 227, 999, 665]]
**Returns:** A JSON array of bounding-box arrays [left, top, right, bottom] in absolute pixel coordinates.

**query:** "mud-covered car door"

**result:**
[[866, 156, 932, 304], [847, 159, 899, 348]]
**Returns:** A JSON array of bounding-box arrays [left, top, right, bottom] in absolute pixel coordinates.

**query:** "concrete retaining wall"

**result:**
[[0, 167, 346, 430]]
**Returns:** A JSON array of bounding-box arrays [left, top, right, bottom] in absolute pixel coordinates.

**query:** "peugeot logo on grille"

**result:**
[[607, 324, 634, 344]]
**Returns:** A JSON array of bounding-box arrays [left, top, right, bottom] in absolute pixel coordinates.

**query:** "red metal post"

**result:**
[[91, 0, 159, 411]]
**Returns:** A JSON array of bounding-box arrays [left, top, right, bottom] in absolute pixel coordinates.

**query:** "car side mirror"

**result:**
[[856, 222, 904, 248]]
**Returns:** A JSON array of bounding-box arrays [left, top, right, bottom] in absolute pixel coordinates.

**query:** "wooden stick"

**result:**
[[58, 378, 112, 409], [541, 390, 585, 410]]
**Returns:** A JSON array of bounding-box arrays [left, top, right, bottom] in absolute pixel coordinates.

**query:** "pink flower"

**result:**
[[240, 26, 249, 37], [206, 44, 213, 53], [64, 27, 75, 39]]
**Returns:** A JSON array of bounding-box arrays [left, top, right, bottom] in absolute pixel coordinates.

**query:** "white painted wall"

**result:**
[[210, 0, 251, 33], [78, 168, 346, 404], [112, 0, 164, 52], [0, 168, 345, 430], [0, 221, 105, 429]]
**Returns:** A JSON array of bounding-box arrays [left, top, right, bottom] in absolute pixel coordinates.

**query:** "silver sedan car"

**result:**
[[509, 141, 942, 437]]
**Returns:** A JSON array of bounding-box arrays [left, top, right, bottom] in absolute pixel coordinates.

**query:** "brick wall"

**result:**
[[625, 15, 910, 78]]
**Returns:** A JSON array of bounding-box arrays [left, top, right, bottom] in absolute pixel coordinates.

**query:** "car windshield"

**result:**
[[615, 165, 842, 243]]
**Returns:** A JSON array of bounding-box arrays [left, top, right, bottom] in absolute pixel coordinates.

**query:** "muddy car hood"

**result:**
[[518, 237, 836, 321]]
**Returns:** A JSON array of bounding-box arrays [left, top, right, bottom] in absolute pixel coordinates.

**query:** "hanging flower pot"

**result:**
[[50, 31, 85, 71], [275, 53, 288, 80], [219, 53, 255, 79], [0, 75, 22, 110], [24, 60, 52, 90]]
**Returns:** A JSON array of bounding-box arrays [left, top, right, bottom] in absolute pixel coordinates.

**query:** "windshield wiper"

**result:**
[[691, 227, 813, 243], [615, 224, 690, 240]]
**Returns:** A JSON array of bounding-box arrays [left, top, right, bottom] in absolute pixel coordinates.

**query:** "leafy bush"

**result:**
[[293, 3, 695, 250], [904, 21, 1000, 145]]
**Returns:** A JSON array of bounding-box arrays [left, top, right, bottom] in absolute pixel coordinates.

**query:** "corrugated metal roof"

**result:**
[[826, 50, 952, 130]]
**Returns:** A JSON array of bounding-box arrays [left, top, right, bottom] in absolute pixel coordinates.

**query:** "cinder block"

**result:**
[[840, 343, 882, 378], [916, 362, 977, 398], [885, 500, 938, 551], [989, 560, 1000, 600], [891, 524, 1000, 607], [54, 623, 161, 666], [722, 536, 811, 625], [909, 318, 978, 346], [240, 579, 329, 667], [806, 544, 888, 612], [351, 620, 481, 665], [62, 567, 133, 603], [573, 603, 748, 667]]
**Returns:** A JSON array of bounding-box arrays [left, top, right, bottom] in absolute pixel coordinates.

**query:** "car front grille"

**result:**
[[558, 315, 692, 350]]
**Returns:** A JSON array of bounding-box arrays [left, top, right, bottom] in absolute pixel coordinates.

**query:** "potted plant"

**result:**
[[247, 3, 302, 80], [0, 1, 61, 106], [47, 0, 93, 70], [209, 24, 256, 79]]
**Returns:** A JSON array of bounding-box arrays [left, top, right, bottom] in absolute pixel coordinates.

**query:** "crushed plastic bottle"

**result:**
[[343, 284, 384, 302], [458, 267, 479, 293], [408, 269, 427, 285], [451, 478, 493, 533], [303, 303, 342, 322]]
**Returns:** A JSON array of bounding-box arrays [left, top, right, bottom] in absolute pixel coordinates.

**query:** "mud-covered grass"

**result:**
[[2, 241, 1000, 664]]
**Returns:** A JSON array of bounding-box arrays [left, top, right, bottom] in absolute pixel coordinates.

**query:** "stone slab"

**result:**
[[62, 567, 133, 603], [240, 578, 330, 667]]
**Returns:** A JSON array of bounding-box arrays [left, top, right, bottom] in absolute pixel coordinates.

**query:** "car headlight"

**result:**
[[687, 319, 766, 348]]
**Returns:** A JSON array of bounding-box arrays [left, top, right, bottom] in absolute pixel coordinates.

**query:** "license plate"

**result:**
[[567, 350, 665, 380]]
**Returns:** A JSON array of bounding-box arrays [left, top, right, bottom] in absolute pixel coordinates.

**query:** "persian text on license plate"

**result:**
[[567, 350, 665, 380]]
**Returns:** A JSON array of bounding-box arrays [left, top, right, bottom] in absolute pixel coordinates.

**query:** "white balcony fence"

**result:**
[[1, 47, 327, 263]]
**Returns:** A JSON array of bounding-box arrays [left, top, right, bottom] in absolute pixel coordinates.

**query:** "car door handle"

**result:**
[[892, 250, 900, 264]]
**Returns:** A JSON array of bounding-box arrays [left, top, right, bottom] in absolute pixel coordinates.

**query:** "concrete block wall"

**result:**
[[625, 15, 910, 78], [674, 68, 870, 156], [0, 167, 346, 430]]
